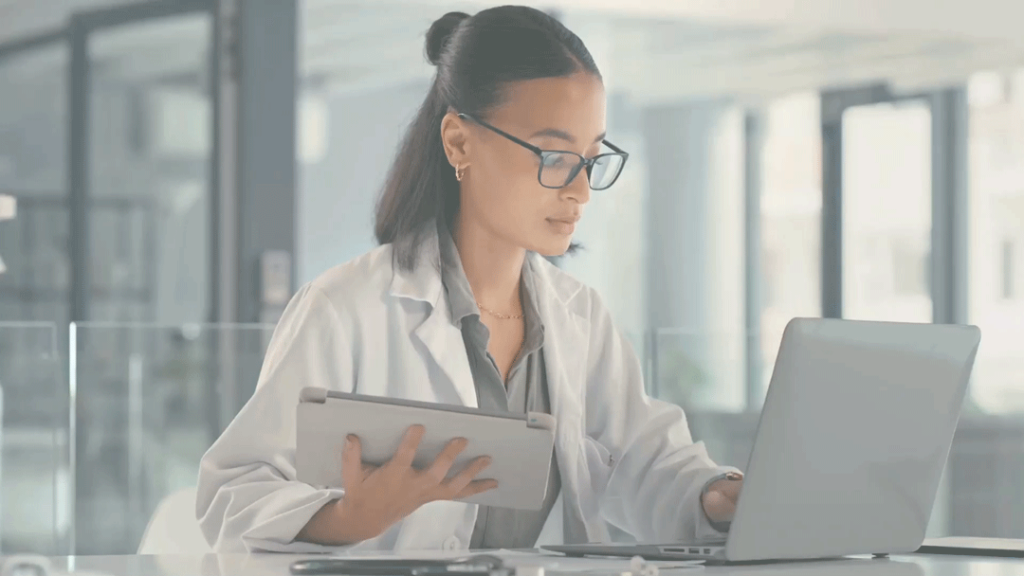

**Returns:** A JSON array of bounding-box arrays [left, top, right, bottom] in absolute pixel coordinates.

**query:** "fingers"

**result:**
[[389, 425, 425, 470], [702, 477, 743, 523], [454, 478, 500, 500], [425, 437, 469, 483], [702, 491, 737, 523], [340, 435, 363, 490], [443, 455, 493, 496], [718, 478, 743, 503]]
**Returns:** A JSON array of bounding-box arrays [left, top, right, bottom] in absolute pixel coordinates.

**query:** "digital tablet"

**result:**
[[295, 387, 556, 510], [917, 537, 1024, 559]]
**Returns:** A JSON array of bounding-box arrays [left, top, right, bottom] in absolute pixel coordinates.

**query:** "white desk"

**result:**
[[23, 553, 1024, 576]]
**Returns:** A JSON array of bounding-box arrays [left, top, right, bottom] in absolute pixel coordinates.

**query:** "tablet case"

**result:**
[[917, 537, 1024, 559], [295, 387, 556, 510]]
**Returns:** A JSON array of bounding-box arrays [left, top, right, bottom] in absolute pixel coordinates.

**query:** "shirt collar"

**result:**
[[438, 220, 481, 327], [437, 221, 546, 350]]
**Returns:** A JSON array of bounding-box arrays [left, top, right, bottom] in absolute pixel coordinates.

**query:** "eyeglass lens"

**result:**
[[540, 153, 625, 190]]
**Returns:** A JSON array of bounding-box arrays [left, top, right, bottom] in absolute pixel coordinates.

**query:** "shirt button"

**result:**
[[442, 536, 461, 551]]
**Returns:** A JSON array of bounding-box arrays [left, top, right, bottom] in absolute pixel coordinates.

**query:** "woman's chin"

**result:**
[[532, 238, 573, 258]]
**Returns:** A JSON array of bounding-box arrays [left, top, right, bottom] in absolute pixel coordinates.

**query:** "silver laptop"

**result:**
[[545, 318, 981, 563]]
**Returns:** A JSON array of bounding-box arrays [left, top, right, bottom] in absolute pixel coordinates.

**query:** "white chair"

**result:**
[[137, 487, 212, 555]]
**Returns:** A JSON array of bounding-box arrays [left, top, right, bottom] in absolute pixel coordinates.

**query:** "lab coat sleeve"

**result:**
[[582, 290, 739, 542], [196, 283, 360, 553]]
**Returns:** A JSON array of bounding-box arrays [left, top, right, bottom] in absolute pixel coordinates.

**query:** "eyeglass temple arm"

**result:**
[[460, 113, 629, 161], [601, 139, 628, 156], [457, 113, 544, 157]]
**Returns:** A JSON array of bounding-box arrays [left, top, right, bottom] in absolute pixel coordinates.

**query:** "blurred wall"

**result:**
[[297, 80, 429, 284]]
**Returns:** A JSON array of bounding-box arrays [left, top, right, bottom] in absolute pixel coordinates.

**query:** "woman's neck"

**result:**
[[452, 214, 526, 314]]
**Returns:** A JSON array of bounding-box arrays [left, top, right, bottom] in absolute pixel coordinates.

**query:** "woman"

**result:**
[[197, 6, 742, 553]]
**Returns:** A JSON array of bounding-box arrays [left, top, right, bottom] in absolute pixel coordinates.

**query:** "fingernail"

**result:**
[[345, 435, 355, 448]]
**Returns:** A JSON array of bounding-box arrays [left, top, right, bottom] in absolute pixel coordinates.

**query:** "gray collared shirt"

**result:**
[[437, 222, 562, 549]]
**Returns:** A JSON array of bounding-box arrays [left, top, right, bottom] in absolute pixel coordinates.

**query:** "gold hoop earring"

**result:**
[[455, 164, 464, 182]]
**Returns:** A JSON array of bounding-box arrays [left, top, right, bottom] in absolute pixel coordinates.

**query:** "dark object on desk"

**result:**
[[917, 537, 1024, 559], [289, 555, 506, 576]]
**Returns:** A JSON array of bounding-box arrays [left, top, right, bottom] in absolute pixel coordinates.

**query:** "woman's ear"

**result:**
[[440, 111, 471, 168]]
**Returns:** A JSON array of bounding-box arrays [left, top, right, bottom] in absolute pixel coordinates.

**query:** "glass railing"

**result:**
[[0, 322, 65, 555], [3, 319, 1023, 553], [69, 322, 275, 555]]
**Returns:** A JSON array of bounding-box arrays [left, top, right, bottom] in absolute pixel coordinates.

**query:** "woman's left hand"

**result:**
[[701, 473, 744, 525]]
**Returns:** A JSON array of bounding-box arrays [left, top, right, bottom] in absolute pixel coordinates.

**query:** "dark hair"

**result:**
[[374, 6, 601, 270]]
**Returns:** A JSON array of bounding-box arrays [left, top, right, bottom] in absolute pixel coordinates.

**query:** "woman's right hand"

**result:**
[[299, 425, 497, 545]]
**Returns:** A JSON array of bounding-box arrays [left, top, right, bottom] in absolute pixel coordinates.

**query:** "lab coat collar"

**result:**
[[387, 226, 444, 305], [386, 225, 475, 406]]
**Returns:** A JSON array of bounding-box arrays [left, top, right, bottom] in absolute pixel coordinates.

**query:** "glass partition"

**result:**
[[85, 11, 213, 326], [0, 322, 65, 554], [0, 38, 70, 330], [71, 323, 274, 554]]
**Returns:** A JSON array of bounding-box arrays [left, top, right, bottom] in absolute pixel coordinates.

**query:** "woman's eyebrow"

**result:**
[[528, 127, 608, 143], [529, 127, 575, 142]]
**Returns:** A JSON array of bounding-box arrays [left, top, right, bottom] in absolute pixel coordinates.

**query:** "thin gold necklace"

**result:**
[[476, 301, 524, 320]]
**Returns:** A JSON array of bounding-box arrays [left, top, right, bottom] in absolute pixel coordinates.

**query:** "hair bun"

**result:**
[[425, 11, 470, 66]]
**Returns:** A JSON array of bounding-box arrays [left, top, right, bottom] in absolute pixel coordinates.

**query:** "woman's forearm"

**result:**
[[296, 499, 368, 546]]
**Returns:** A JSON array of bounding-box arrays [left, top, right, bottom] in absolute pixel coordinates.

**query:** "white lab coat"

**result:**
[[196, 224, 733, 553]]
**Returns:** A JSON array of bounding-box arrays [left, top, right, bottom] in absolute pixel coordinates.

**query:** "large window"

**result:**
[[632, 103, 747, 413], [841, 99, 933, 323], [967, 70, 1024, 414], [759, 92, 822, 400]]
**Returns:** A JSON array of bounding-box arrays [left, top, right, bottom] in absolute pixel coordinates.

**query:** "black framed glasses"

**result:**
[[458, 113, 629, 190]]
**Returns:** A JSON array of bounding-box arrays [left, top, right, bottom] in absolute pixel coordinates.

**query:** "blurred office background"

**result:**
[[0, 0, 1023, 556]]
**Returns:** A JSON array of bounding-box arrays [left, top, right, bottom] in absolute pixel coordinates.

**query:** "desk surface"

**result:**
[[20, 553, 1024, 576]]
